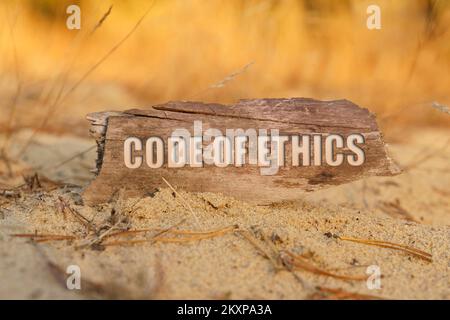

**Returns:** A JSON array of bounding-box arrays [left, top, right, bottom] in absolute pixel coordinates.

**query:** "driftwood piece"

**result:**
[[83, 98, 400, 205]]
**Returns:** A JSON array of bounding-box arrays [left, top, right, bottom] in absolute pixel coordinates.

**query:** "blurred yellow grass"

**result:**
[[0, 0, 449, 135]]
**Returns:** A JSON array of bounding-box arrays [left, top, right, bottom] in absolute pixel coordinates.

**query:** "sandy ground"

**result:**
[[0, 127, 449, 300]]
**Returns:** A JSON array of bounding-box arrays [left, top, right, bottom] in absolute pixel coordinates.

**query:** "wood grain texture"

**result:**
[[83, 98, 400, 205]]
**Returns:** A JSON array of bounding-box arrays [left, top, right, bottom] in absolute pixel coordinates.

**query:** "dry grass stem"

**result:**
[[282, 251, 367, 281], [209, 62, 254, 89], [235, 228, 312, 289], [57, 196, 96, 232], [90, 5, 113, 35], [161, 176, 202, 228], [18, 1, 155, 156], [235, 229, 282, 270], [192, 61, 254, 98], [60, 1, 155, 104], [79, 219, 123, 248]]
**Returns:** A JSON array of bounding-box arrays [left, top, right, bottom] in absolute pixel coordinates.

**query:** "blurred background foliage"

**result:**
[[0, 0, 449, 138]]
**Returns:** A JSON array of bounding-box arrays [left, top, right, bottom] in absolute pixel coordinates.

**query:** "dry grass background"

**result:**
[[0, 0, 449, 140], [1, 0, 450, 300]]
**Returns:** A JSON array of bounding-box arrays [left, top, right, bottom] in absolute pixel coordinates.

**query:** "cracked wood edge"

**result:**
[[83, 98, 401, 205]]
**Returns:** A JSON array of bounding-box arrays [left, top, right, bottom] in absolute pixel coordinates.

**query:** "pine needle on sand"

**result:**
[[11, 233, 77, 243], [311, 286, 384, 300], [103, 224, 236, 247], [337, 235, 432, 262]]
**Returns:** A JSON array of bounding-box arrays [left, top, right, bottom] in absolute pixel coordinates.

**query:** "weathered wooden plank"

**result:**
[[83, 98, 400, 205]]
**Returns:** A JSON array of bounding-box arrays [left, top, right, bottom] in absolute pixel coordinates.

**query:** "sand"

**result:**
[[0, 128, 449, 300]]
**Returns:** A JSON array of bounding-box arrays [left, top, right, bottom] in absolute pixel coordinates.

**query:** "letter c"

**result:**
[[124, 137, 143, 169]]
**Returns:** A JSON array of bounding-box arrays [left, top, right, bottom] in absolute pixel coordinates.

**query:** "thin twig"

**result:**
[[58, 196, 96, 232], [234, 228, 310, 289], [1, 5, 22, 154], [79, 221, 122, 248], [37, 145, 96, 171], [161, 176, 201, 228]]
